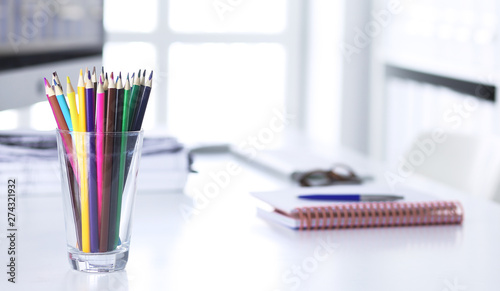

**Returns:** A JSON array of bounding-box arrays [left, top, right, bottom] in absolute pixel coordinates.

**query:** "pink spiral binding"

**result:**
[[296, 201, 464, 230]]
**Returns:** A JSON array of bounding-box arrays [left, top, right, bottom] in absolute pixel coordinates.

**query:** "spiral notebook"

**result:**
[[251, 185, 464, 230]]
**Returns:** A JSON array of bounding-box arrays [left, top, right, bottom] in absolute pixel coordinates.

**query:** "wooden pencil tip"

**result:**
[[80, 69, 83, 76], [149, 71, 153, 80], [143, 69, 146, 77], [87, 70, 91, 80], [44, 78, 48, 87], [110, 72, 114, 79], [67, 76, 70, 83], [92, 66, 96, 74], [105, 72, 108, 79]]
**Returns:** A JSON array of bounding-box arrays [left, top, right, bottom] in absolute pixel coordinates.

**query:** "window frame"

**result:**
[[105, 0, 308, 131]]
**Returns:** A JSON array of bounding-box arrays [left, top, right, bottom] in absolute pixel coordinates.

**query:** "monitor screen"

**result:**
[[0, 0, 103, 71]]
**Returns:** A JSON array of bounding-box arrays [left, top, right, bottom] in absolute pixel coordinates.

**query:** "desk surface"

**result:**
[[1, 152, 500, 291]]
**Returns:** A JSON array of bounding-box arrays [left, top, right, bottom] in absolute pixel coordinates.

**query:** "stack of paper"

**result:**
[[0, 131, 190, 195]]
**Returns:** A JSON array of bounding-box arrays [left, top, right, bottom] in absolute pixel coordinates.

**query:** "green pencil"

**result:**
[[128, 69, 142, 130], [115, 74, 131, 245]]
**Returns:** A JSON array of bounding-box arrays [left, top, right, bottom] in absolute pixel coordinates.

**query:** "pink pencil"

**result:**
[[96, 76, 105, 236]]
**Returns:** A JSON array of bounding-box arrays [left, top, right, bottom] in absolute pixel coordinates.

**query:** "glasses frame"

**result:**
[[292, 164, 364, 187]]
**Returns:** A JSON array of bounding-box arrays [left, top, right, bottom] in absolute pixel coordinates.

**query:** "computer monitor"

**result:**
[[0, 0, 104, 111]]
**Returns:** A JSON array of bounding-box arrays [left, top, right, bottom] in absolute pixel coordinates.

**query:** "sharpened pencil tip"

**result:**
[[131, 73, 134, 80], [87, 70, 91, 81], [149, 71, 153, 80], [126, 73, 129, 81], [119, 72, 122, 79], [105, 72, 108, 79], [92, 66, 96, 74], [143, 69, 146, 77], [110, 72, 114, 79], [67, 76, 70, 83], [80, 69, 82, 76], [44, 78, 48, 86]]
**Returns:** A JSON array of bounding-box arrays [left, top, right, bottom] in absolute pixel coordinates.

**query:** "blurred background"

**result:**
[[1, 0, 500, 199]]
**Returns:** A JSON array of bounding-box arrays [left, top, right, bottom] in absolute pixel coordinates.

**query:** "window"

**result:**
[[104, 0, 305, 143]]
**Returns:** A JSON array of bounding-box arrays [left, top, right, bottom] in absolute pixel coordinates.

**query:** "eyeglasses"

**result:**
[[291, 164, 368, 187]]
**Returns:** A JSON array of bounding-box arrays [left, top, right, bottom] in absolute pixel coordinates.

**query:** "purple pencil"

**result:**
[[85, 77, 99, 253]]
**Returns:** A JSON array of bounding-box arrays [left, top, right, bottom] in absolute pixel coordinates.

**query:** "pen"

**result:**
[[297, 194, 404, 202]]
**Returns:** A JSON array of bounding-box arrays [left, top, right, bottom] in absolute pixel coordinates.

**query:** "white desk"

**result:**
[[1, 151, 500, 290]]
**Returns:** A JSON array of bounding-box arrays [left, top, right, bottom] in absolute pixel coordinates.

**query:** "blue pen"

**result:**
[[297, 194, 404, 202]]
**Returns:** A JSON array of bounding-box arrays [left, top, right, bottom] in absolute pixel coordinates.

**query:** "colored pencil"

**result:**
[[108, 73, 124, 250], [132, 71, 153, 130], [103, 72, 109, 123], [66, 77, 79, 131], [138, 69, 146, 105], [92, 66, 97, 109], [85, 78, 99, 253], [76, 70, 90, 253], [96, 77, 105, 241], [85, 67, 89, 84], [100, 72, 116, 252], [53, 77, 73, 131], [114, 76, 132, 246], [52, 71, 63, 90], [128, 70, 141, 131], [64, 76, 82, 249], [45, 79, 82, 251]]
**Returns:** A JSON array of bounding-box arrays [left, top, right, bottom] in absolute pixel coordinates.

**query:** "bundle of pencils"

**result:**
[[45, 67, 153, 253]]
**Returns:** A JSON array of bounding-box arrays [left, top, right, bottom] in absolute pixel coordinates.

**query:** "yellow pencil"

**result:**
[[66, 77, 79, 130], [77, 69, 90, 253]]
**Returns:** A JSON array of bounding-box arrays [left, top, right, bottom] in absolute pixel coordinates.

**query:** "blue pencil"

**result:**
[[53, 79, 73, 131]]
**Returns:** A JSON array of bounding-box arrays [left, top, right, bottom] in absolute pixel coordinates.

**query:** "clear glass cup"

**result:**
[[56, 129, 144, 272]]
